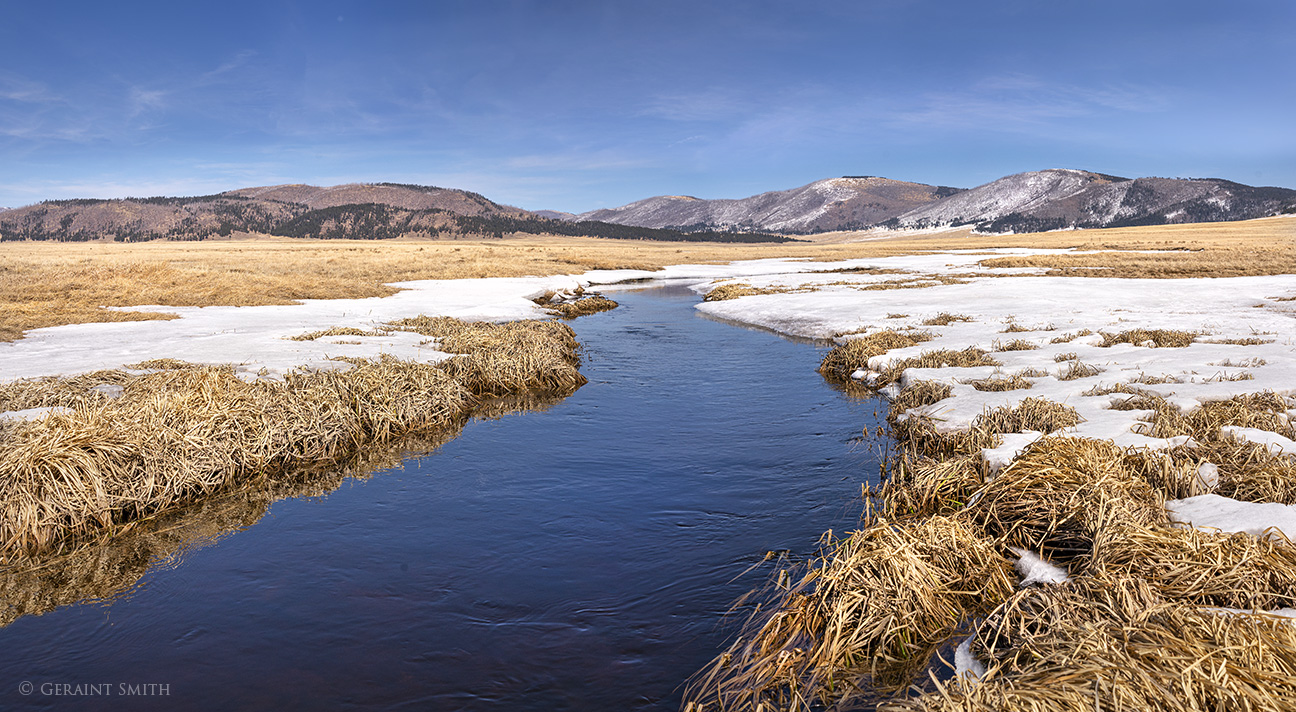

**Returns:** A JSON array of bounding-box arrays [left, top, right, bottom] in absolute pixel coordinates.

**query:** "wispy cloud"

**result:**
[[504, 149, 656, 172], [885, 74, 1170, 130], [638, 89, 752, 122]]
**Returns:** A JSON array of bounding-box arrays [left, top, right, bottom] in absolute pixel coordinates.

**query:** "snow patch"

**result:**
[[1167, 494, 1296, 541], [1010, 547, 1070, 586], [953, 635, 986, 681]]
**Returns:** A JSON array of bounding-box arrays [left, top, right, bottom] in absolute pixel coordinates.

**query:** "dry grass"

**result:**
[[876, 348, 1000, 387], [966, 438, 1165, 562], [991, 339, 1036, 352], [542, 294, 619, 318], [288, 326, 381, 341], [1084, 525, 1296, 609], [1137, 391, 1293, 440], [703, 283, 807, 301], [1047, 329, 1092, 344], [922, 313, 973, 327], [973, 215, 1296, 279], [684, 517, 1016, 711], [818, 331, 934, 381], [386, 316, 585, 396], [0, 317, 584, 560], [886, 576, 1296, 712], [963, 375, 1033, 392], [890, 381, 954, 415], [5, 216, 1291, 341], [866, 457, 985, 523], [892, 398, 1083, 462], [1099, 328, 1201, 348], [1055, 360, 1103, 381]]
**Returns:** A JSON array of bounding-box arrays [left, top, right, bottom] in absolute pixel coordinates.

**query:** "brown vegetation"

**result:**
[[4, 215, 1293, 341], [0, 318, 585, 561]]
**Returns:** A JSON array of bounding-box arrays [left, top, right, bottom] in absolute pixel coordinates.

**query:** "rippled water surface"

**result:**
[[0, 284, 885, 710]]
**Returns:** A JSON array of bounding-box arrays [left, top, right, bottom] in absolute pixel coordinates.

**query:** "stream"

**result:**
[[0, 283, 885, 711]]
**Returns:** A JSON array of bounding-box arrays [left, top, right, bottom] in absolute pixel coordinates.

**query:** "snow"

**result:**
[[1167, 494, 1296, 541], [982, 431, 1044, 475], [0, 406, 71, 421], [1010, 547, 1071, 586], [685, 252, 1296, 464], [1222, 426, 1296, 456], [1197, 462, 1220, 491], [0, 276, 588, 386], [953, 635, 986, 681]]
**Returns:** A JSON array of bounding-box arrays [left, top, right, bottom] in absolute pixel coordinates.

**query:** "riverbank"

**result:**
[[680, 253, 1296, 710]]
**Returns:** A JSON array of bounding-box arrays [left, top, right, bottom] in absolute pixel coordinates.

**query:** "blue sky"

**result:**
[[2, 0, 1293, 211]]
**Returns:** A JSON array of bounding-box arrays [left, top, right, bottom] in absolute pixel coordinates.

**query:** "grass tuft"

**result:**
[[685, 517, 1016, 710], [543, 294, 619, 319], [922, 313, 973, 327], [818, 330, 934, 381], [1099, 328, 1200, 348], [967, 438, 1165, 562]]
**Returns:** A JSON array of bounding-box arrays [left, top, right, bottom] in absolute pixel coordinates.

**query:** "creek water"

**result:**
[[0, 284, 885, 711]]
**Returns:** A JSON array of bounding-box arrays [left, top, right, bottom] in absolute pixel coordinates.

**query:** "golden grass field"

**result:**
[[2, 215, 1293, 341]]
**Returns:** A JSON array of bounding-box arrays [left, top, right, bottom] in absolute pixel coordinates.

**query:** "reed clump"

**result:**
[[0, 370, 133, 412], [963, 375, 1032, 392], [388, 316, 586, 396], [892, 398, 1082, 461], [685, 517, 1016, 711], [543, 294, 619, 318], [1083, 524, 1296, 609], [1099, 328, 1200, 348], [992, 339, 1036, 352], [1055, 360, 1103, 380], [890, 381, 953, 415], [885, 576, 1296, 712], [704, 283, 805, 302], [922, 313, 973, 327], [866, 456, 985, 522], [876, 348, 999, 387], [966, 438, 1165, 562], [819, 330, 934, 381], [287, 326, 381, 341], [1048, 329, 1091, 344]]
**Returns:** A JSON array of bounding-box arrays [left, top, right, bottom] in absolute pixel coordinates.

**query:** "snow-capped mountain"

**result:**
[[576, 177, 963, 233], [890, 169, 1296, 233]]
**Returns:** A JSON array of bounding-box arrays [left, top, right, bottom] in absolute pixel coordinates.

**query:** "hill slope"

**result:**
[[890, 169, 1296, 233], [577, 177, 963, 233], [0, 183, 794, 243]]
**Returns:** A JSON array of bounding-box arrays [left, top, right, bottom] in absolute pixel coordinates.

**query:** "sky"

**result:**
[[1, 0, 1293, 212]]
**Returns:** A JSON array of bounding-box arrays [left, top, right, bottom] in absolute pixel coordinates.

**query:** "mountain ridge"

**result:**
[[575, 176, 964, 233], [0, 183, 793, 243], [579, 170, 1296, 235], [3, 171, 1293, 242]]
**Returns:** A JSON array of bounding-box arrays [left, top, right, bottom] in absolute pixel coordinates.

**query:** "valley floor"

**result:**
[[2, 216, 1296, 709]]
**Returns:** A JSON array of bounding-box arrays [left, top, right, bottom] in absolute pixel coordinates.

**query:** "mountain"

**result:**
[[531, 209, 578, 221], [888, 169, 1296, 233], [576, 177, 964, 234], [0, 183, 528, 242], [0, 183, 794, 243]]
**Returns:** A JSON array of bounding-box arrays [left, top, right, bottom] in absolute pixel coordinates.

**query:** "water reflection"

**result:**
[[0, 396, 564, 629]]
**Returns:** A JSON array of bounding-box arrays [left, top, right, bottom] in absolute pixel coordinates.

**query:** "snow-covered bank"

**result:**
[[691, 259, 1296, 446], [0, 276, 583, 383]]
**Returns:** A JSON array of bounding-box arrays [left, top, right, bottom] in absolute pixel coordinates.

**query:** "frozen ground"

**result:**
[[4, 248, 1296, 538]]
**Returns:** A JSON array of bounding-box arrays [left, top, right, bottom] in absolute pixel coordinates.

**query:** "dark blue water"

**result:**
[[0, 284, 884, 711]]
